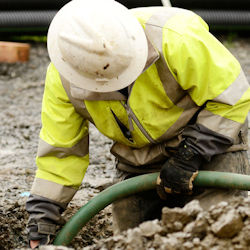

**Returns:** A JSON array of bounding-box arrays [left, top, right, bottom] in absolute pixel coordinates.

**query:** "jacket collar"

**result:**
[[69, 35, 160, 101]]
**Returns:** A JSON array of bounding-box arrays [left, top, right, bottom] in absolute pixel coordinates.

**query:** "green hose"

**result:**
[[53, 171, 250, 246]]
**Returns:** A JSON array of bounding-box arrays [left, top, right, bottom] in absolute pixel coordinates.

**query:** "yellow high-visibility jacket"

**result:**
[[31, 7, 250, 207]]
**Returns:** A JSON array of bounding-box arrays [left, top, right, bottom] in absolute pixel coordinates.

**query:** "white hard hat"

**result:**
[[47, 0, 148, 92]]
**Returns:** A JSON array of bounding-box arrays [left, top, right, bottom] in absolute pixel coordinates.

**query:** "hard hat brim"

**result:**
[[47, 1, 148, 93]]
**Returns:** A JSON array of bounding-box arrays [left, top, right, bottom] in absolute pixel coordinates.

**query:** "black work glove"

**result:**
[[156, 141, 203, 198]]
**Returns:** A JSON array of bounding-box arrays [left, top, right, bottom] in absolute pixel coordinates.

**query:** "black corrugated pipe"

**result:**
[[0, 10, 57, 35], [194, 10, 250, 30], [0, 0, 71, 10], [0, 0, 163, 10], [0, 10, 56, 27], [0, 9, 250, 35], [171, 0, 250, 10], [2, 0, 250, 10]]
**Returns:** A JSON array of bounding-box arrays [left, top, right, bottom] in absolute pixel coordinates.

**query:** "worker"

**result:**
[[26, 0, 250, 248]]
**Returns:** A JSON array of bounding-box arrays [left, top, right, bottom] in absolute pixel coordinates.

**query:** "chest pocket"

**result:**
[[84, 100, 150, 148]]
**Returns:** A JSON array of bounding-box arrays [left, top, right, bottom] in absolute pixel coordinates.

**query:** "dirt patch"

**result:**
[[0, 198, 28, 249]]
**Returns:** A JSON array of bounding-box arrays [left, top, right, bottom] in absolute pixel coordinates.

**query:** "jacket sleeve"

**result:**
[[31, 63, 89, 206], [26, 64, 89, 241], [165, 18, 250, 160]]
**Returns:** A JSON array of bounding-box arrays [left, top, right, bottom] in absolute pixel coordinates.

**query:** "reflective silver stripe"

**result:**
[[197, 109, 242, 141], [142, 35, 160, 73], [60, 75, 94, 123], [31, 178, 77, 205], [158, 95, 199, 142], [37, 134, 89, 158], [213, 69, 250, 105], [145, 8, 190, 104]]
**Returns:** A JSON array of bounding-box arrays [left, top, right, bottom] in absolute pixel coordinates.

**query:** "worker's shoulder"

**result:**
[[131, 7, 208, 37]]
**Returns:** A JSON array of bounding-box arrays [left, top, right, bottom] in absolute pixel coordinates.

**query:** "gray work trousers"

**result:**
[[112, 150, 250, 234]]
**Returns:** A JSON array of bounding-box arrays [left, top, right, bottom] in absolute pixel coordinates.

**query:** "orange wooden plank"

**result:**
[[0, 41, 30, 63]]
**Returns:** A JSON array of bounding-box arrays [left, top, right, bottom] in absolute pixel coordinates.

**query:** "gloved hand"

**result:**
[[156, 141, 203, 198]]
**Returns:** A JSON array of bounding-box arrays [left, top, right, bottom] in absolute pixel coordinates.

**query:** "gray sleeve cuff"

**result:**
[[183, 123, 234, 161], [26, 194, 67, 241]]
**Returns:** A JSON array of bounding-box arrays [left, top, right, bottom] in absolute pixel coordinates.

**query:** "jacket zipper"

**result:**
[[120, 101, 157, 144]]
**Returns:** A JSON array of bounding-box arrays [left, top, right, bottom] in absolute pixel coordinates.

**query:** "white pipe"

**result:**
[[161, 0, 172, 7]]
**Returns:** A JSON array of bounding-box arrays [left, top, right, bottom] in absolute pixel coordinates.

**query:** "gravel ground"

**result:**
[[0, 34, 250, 249]]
